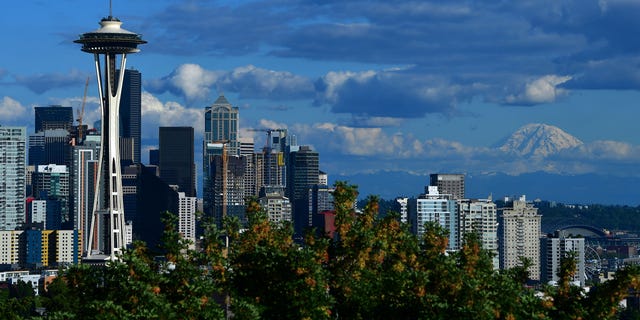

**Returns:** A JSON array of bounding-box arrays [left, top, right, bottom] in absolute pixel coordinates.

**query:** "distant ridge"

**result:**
[[497, 123, 583, 157]]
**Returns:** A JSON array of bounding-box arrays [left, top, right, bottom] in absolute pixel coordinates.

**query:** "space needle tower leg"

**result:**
[[76, 15, 146, 261]]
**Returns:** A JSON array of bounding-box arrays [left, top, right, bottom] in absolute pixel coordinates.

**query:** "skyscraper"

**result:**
[[32, 164, 70, 230], [204, 95, 239, 155], [541, 231, 586, 286], [415, 186, 457, 250], [75, 13, 146, 260], [203, 95, 239, 224], [430, 173, 465, 199], [0, 127, 26, 230], [457, 198, 499, 269], [287, 145, 319, 235], [159, 127, 196, 197], [72, 135, 100, 256], [28, 129, 71, 167], [119, 69, 142, 164], [34, 106, 74, 133], [499, 195, 542, 280], [177, 192, 197, 250]]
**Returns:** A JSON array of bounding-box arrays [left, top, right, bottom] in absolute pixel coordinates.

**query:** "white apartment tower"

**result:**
[[499, 195, 542, 280], [259, 191, 292, 225], [178, 192, 197, 249], [457, 198, 499, 269], [0, 127, 26, 230], [415, 186, 458, 250]]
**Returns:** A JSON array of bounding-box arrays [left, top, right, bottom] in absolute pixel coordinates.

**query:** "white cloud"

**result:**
[[505, 75, 572, 105], [319, 70, 377, 103], [171, 64, 220, 101], [141, 91, 204, 140], [573, 140, 640, 160], [292, 122, 482, 159], [0, 96, 29, 124], [221, 65, 314, 99], [145, 64, 221, 102]]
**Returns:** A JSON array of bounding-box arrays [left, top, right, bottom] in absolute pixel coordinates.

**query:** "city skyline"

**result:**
[[1, 1, 639, 204]]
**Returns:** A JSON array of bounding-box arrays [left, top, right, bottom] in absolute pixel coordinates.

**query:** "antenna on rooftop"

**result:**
[[109, 0, 113, 17]]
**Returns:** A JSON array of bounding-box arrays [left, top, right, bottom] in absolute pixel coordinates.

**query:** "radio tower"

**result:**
[[75, 7, 146, 261]]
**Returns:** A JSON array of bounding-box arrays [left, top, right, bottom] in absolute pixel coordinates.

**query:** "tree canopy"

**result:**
[[3, 181, 640, 319]]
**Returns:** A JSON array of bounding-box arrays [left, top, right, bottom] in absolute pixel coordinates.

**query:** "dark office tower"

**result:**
[[287, 145, 319, 235], [148, 149, 159, 166], [34, 105, 74, 133], [119, 69, 142, 164], [429, 173, 465, 200], [159, 127, 196, 197], [121, 164, 179, 250], [28, 129, 71, 166]]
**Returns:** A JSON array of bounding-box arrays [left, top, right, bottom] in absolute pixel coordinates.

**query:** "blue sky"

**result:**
[[1, 1, 639, 202]]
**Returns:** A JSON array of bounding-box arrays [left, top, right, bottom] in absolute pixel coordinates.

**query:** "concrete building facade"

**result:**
[[499, 195, 542, 281], [0, 127, 26, 231], [458, 198, 499, 269]]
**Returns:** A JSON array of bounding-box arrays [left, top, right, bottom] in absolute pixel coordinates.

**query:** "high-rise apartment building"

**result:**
[[457, 198, 499, 269], [32, 164, 70, 230], [259, 189, 292, 225], [541, 231, 586, 286], [0, 127, 26, 230], [159, 127, 196, 197], [415, 186, 457, 250], [499, 195, 542, 280], [30, 200, 47, 226], [430, 173, 465, 199], [119, 69, 142, 164], [177, 192, 196, 250]]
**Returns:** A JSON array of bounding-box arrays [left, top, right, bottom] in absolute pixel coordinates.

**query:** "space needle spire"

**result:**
[[75, 9, 146, 261]]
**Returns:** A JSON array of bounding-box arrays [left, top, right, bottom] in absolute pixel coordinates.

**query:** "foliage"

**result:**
[[5, 182, 640, 319]]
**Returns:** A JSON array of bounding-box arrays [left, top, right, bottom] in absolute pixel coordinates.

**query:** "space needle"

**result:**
[[75, 7, 146, 261]]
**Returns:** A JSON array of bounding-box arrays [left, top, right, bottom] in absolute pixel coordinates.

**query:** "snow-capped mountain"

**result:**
[[497, 123, 583, 157]]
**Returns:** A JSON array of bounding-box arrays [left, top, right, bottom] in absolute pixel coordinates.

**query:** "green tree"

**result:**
[[228, 197, 333, 319]]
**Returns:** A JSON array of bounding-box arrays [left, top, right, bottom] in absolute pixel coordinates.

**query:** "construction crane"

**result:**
[[247, 128, 287, 153], [77, 77, 90, 142], [247, 128, 287, 185]]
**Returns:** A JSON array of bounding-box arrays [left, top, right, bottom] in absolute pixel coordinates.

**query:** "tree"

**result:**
[[228, 197, 333, 319], [10, 181, 640, 319]]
